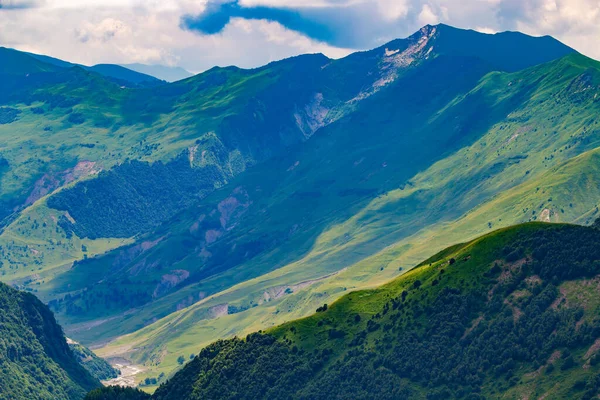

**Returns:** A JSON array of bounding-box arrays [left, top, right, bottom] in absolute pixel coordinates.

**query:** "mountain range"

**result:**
[[119, 64, 194, 83], [1, 24, 600, 396]]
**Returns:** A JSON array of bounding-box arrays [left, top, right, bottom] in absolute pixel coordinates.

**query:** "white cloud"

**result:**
[[0, 0, 599, 72], [0, 3, 354, 72], [418, 4, 439, 25], [475, 26, 497, 34], [75, 18, 132, 43], [375, 0, 410, 21]]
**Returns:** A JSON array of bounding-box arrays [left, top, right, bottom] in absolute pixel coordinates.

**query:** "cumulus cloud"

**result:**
[[0, 0, 599, 72], [180, 0, 600, 59], [75, 18, 132, 43], [0, 2, 352, 72], [180, 0, 416, 48], [181, 0, 337, 44], [417, 4, 440, 25]]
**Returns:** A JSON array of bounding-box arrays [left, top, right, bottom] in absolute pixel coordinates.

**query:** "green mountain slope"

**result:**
[[0, 49, 328, 227], [0, 47, 60, 75], [68, 339, 119, 381], [0, 24, 588, 384], [134, 222, 600, 399], [0, 52, 334, 284], [0, 24, 573, 234], [85, 386, 150, 400], [88, 51, 600, 383], [80, 49, 596, 342], [25, 52, 164, 87], [0, 282, 100, 399]]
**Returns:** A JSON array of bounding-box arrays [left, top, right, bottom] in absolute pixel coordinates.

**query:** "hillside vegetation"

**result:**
[[124, 222, 600, 399], [4, 24, 600, 385], [85, 387, 150, 400], [0, 282, 100, 399], [91, 37, 600, 381], [68, 340, 118, 381]]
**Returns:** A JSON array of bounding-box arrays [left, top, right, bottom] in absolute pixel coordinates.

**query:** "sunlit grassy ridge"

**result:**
[[0, 25, 592, 387], [95, 53, 600, 383], [142, 222, 600, 399]]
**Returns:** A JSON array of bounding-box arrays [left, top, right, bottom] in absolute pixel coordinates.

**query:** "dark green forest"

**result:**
[[85, 386, 151, 400], [48, 157, 226, 239]]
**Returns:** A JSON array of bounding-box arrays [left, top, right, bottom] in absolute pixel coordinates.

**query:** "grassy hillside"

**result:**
[[96, 140, 600, 386], [0, 23, 573, 249], [25, 51, 164, 88], [0, 282, 100, 399], [0, 50, 338, 300], [0, 24, 586, 385], [0, 51, 327, 225], [141, 222, 600, 399], [87, 51, 600, 383]]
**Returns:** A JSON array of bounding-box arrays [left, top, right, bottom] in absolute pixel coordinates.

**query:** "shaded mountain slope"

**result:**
[[86, 64, 162, 87], [86, 52, 600, 385], [71, 52, 599, 345], [0, 24, 573, 232], [427, 24, 574, 72], [25, 52, 163, 87], [0, 282, 100, 399], [0, 47, 60, 75], [85, 386, 150, 400], [48, 52, 505, 333], [0, 24, 587, 384], [0, 51, 333, 229], [0, 25, 574, 276], [147, 222, 600, 399]]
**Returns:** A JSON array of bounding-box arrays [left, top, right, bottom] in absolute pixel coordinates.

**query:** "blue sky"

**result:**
[[0, 0, 598, 72]]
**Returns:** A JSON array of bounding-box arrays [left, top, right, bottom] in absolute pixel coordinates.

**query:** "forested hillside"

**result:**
[[129, 222, 600, 399], [68, 340, 118, 381], [0, 282, 100, 399]]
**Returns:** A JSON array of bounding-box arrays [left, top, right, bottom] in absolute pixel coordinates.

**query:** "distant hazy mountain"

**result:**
[[24, 51, 163, 87], [121, 63, 194, 82]]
